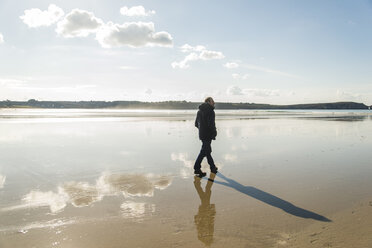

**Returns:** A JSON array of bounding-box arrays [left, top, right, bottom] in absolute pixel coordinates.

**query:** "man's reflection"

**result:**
[[194, 173, 216, 246]]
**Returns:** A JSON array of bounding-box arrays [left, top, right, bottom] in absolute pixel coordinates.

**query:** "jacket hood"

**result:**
[[198, 102, 214, 112]]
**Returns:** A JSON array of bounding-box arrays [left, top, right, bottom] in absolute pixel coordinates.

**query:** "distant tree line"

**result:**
[[0, 99, 369, 110]]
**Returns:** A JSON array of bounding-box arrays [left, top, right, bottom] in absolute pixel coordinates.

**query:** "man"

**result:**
[[194, 97, 218, 177]]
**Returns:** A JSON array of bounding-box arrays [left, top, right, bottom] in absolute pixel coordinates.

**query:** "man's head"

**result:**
[[204, 97, 215, 107]]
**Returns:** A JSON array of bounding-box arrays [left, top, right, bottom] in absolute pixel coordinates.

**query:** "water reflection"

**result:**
[[223, 153, 238, 162], [21, 190, 68, 213], [300, 115, 372, 122], [172, 152, 224, 179], [171, 152, 194, 178], [194, 173, 216, 246], [225, 126, 242, 138], [120, 201, 156, 219], [0, 218, 77, 233], [214, 173, 331, 222], [2, 172, 172, 214], [0, 174, 6, 189], [62, 181, 101, 207]]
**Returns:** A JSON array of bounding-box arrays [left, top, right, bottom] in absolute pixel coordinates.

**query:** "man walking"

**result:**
[[194, 97, 218, 177]]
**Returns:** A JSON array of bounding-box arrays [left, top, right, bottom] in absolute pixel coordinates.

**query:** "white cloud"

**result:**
[[336, 90, 362, 101], [227, 86, 280, 97], [224, 62, 239, 69], [242, 74, 251, 79], [244, 89, 280, 97], [0, 77, 29, 88], [225, 61, 301, 79], [96, 22, 173, 48], [243, 64, 300, 79], [8, 84, 96, 92], [171, 52, 199, 69], [180, 44, 206, 53], [172, 44, 225, 69], [20, 4, 64, 28], [145, 88, 152, 95], [232, 73, 250, 80], [232, 73, 240, 80], [119, 66, 137, 70], [120, 6, 155, 17], [0, 33, 4, 44], [227, 86, 244, 95], [20, 7, 171, 50], [199, 50, 224, 60], [56, 9, 103, 38]]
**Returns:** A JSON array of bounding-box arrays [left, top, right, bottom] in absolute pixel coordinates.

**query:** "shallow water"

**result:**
[[0, 109, 371, 247]]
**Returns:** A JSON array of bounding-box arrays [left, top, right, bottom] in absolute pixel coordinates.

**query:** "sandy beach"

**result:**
[[0, 109, 371, 247], [286, 198, 372, 248], [3, 1, 372, 246]]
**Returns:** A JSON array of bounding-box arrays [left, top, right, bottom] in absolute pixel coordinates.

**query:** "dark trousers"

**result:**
[[194, 139, 216, 171]]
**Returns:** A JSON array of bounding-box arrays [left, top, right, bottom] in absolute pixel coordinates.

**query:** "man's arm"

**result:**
[[210, 111, 217, 139], [195, 111, 200, 128]]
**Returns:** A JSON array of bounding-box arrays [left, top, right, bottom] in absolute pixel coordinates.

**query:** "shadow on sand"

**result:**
[[211, 172, 331, 222]]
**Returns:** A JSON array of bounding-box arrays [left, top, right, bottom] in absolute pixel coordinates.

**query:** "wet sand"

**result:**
[[285, 198, 372, 248], [0, 109, 372, 247]]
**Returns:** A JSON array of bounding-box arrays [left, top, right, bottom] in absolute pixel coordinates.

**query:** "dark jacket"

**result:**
[[195, 103, 217, 140]]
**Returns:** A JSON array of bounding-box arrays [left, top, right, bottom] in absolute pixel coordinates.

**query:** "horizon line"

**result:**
[[0, 99, 370, 106]]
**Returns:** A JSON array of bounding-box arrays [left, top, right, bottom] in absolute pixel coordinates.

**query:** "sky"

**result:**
[[0, 0, 372, 105]]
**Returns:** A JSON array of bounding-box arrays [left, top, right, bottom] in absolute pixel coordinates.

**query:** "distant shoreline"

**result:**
[[0, 100, 370, 110]]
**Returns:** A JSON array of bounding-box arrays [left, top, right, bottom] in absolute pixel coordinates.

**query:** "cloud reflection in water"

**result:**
[[3, 172, 172, 215], [172, 152, 224, 178], [120, 201, 155, 218], [0, 174, 6, 189], [171, 152, 194, 178]]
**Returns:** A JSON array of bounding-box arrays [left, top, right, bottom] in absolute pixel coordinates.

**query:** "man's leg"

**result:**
[[206, 153, 215, 168], [194, 140, 209, 175], [205, 140, 218, 173], [194, 150, 205, 172]]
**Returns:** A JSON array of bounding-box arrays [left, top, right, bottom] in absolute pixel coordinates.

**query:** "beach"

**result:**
[[0, 109, 371, 247]]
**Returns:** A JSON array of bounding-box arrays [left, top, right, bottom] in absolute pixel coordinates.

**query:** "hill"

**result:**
[[0, 100, 369, 110]]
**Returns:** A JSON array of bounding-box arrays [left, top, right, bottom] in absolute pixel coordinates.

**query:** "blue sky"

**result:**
[[0, 0, 372, 104]]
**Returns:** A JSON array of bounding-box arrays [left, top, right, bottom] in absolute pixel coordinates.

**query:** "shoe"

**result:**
[[210, 166, 218, 174], [194, 170, 207, 177]]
